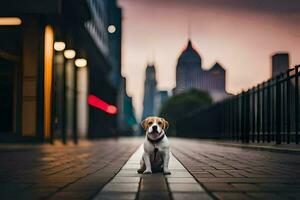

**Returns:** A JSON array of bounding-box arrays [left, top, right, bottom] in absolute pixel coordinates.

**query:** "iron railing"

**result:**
[[176, 65, 300, 144]]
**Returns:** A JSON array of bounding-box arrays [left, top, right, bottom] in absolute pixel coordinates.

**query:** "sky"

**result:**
[[118, 0, 300, 120]]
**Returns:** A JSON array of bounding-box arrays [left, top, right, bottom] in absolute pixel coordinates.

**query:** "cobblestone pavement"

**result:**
[[94, 145, 213, 200], [1, 138, 300, 200], [171, 138, 300, 200], [0, 138, 141, 200]]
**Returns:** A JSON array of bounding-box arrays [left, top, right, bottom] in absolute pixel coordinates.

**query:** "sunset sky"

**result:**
[[118, 0, 300, 119]]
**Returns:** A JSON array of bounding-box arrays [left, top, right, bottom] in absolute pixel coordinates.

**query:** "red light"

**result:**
[[106, 105, 118, 114], [88, 95, 118, 115]]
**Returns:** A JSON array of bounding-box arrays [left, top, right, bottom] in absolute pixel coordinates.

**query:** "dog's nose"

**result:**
[[152, 125, 157, 130]]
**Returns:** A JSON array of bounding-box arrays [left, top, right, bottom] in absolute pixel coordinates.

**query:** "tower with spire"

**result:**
[[175, 40, 230, 101], [142, 63, 158, 119]]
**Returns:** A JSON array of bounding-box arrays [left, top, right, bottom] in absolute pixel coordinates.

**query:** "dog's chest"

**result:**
[[144, 138, 168, 153], [149, 149, 163, 172]]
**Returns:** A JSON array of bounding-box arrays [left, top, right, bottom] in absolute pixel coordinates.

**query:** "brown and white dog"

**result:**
[[137, 116, 171, 174]]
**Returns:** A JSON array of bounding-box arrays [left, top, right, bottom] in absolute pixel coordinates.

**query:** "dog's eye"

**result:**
[[158, 122, 162, 125], [148, 122, 153, 125]]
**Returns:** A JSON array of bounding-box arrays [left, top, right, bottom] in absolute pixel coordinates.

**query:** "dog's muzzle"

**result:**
[[149, 131, 160, 138]]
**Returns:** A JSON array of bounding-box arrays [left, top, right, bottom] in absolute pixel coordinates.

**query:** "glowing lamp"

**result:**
[[0, 17, 22, 26], [54, 42, 66, 51], [88, 95, 117, 115], [75, 58, 87, 67], [108, 25, 116, 33], [64, 49, 76, 59]]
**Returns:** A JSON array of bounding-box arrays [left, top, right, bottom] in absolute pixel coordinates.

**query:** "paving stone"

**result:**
[[167, 177, 197, 184], [140, 177, 168, 191], [47, 191, 96, 200], [213, 192, 253, 200], [111, 177, 140, 183], [202, 183, 238, 192], [231, 183, 262, 192], [101, 183, 139, 192], [169, 183, 205, 192], [247, 192, 290, 200], [172, 192, 214, 200], [193, 172, 215, 178], [138, 192, 170, 200], [165, 171, 192, 178], [93, 192, 136, 200]]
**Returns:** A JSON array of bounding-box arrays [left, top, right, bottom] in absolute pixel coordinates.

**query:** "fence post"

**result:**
[[256, 84, 261, 143], [241, 91, 245, 143], [251, 87, 255, 143], [295, 65, 299, 144], [262, 82, 265, 143], [245, 90, 250, 143], [235, 96, 239, 141], [285, 72, 290, 144], [232, 98, 236, 140], [266, 80, 271, 143], [275, 74, 282, 144]]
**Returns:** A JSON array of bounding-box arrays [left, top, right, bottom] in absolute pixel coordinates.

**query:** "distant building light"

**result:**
[[64, 49, 76, 59], [75, 58, 87, 67], [0, 17, 22, 26], [54, 42, 66, 51], [108, 25, 116, 33]]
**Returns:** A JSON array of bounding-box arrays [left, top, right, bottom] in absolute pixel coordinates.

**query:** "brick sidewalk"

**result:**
[[171, 138, 300, 200], [94, 145, 213, 200], [1, 138, 300, 200], [0, 138, 141, 200]]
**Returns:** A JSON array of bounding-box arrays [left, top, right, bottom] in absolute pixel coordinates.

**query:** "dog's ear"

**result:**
[[162, 118, 169, 130], [141, 118, 149, 130]]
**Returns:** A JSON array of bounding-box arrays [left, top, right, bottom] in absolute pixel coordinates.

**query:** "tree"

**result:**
[[159, 89, 213, 136]]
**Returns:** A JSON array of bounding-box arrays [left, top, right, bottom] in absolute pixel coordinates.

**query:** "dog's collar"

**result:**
[[147, 133, 165, 144]]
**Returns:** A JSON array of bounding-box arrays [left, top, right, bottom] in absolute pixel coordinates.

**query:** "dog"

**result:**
[[137, 116, 171, 175]]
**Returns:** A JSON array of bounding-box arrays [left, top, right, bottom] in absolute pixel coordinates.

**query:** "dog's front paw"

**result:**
[[143, 170, 152, 174], [163, 169, 171, 175]]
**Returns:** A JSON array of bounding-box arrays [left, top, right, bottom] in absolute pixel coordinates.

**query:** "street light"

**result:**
[[75, 58, 87, 67], [108, 25, 116, 33], [64, 49, 76, 59], [0, 17, 22, 26], [54, 42, 66, 51]]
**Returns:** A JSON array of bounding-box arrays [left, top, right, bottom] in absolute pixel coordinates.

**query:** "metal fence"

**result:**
[[177, 65, 300, 144]]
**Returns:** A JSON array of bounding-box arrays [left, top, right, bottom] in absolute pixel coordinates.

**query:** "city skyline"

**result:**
[[119, 0, 300, 119]]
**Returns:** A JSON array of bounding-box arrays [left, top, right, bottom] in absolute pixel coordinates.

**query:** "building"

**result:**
[[107, 0, 122, 88], [155, 91, 169, 115], [142, 64, 157, 119], [0, 0, 119, 142], [117, 77, 137, 135], [272, 53, 289, 77], [175, 40, 230, 102], [141, 64, 169, 119], [86, 0, 122, 139]]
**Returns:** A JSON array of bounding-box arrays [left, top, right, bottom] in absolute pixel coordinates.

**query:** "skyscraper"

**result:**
[[175, 40, 229, 102], [155, 91, 169, 115], [272, 53, 289, 77], [142, 64, 157, 119], [117, 77, 137, 135], [107, 0, 122, 87]]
